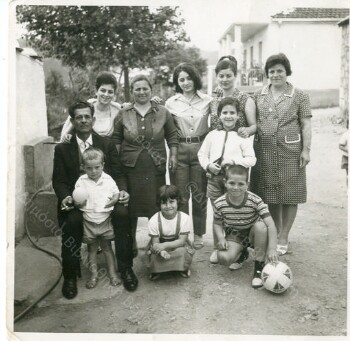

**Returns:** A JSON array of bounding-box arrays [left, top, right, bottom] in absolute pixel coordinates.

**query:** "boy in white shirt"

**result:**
[[73, 147, 120, 289], [198, 97, 256, 265]]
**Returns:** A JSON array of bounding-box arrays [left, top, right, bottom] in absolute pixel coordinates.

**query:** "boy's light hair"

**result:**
[[224, 164, 249, 182], [82, 147, 105, 165]]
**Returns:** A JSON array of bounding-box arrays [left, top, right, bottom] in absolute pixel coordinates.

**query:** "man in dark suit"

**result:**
[[52, 101, 138, 299]]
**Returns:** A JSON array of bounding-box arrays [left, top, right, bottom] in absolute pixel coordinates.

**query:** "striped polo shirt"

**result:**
[[213, 191, 270, 232]]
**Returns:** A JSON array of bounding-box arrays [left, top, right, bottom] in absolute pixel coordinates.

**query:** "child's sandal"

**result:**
[[179, 269, 191, 278], [110, 277, 121, 287], [276, 244, 289, 256], [86, 277, 98, 289]]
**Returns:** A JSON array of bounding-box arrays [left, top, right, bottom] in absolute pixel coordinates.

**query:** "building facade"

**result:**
[[216, 7, 349, 101]]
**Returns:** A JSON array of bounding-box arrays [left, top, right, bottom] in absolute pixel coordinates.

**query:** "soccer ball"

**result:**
[[261, 261, 293, 294], [72, 187, 88, 205]]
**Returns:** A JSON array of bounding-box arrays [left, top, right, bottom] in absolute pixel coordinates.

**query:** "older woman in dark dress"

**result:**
[[112, 75, 178, 254], [250, 53, 312, 255]]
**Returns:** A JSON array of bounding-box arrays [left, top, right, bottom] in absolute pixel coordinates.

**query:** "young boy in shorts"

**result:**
[[213, 164, 279, 288], [73, 147, 120, 289]]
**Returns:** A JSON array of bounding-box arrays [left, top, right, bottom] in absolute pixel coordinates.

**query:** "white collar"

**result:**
[[76, 134, 93, 147], [173, 90, 207, 101], [261, 82, 295, 97], [81, 171, 107, 183]]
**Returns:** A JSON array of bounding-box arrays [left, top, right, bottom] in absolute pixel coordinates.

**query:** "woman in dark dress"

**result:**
[[112, 75, 178, 254]]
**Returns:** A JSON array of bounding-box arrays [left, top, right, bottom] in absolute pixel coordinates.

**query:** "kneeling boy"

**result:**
[[213, 164, 278, 288]]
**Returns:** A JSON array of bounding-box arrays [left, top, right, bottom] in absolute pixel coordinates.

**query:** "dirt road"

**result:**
[[14, 108, 347, 336]]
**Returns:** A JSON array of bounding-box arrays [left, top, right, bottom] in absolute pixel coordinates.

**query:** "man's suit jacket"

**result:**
[[52, 132, 127, 218]]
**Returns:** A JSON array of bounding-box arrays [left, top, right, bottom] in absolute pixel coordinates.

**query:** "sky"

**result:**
[[178, 0, 349, 51]]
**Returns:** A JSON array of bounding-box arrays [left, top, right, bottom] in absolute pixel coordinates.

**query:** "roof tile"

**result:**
[[272, 7, 349, 19]]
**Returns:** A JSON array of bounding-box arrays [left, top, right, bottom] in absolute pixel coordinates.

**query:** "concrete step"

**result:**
[[14, 236, 62, 317]]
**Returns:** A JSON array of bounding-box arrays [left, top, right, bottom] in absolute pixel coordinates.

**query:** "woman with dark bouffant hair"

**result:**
[[165, 63, 212, 250], [250, 53, 312, 256], [60, 72, 162, 142], [210, 55, 257, 138], [61, 71, 121, 141]]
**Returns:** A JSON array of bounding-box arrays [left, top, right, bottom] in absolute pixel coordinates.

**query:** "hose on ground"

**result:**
[[14, 188, 62, 323]]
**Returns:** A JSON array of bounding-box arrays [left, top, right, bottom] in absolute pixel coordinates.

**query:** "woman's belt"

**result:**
[[179, 134, 206, 144]]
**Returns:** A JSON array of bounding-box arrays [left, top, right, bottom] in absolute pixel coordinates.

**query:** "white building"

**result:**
[[215, 7, 349, 105], [12, 47, 54, 241]]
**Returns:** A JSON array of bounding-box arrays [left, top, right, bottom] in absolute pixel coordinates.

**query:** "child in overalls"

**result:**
[[147, 185, 194, 280]]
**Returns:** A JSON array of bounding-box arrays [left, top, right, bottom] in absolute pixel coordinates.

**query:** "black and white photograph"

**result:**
[[6, 0, 349, 339]]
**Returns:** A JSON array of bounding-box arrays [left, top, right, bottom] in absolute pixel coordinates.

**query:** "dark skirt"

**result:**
[[124, 151, 166, 218]]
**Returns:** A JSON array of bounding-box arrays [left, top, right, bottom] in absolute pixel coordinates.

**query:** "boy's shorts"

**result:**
[[224, 218, 264, 247], [207, 174, 225, 201], [83, 216, 114, 244], [226, 227, 253, 248]]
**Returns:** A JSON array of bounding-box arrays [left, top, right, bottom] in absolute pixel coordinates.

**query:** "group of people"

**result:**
[[53, 52, 312, 299]]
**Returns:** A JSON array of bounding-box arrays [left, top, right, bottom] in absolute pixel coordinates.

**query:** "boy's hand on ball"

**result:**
[[267, 248, 279, 263]]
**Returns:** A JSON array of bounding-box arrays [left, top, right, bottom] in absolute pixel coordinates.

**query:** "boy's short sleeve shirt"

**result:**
[[213, 191, 270, 230], [148, 212, 192, 238], [75, 172, 119, 213]]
